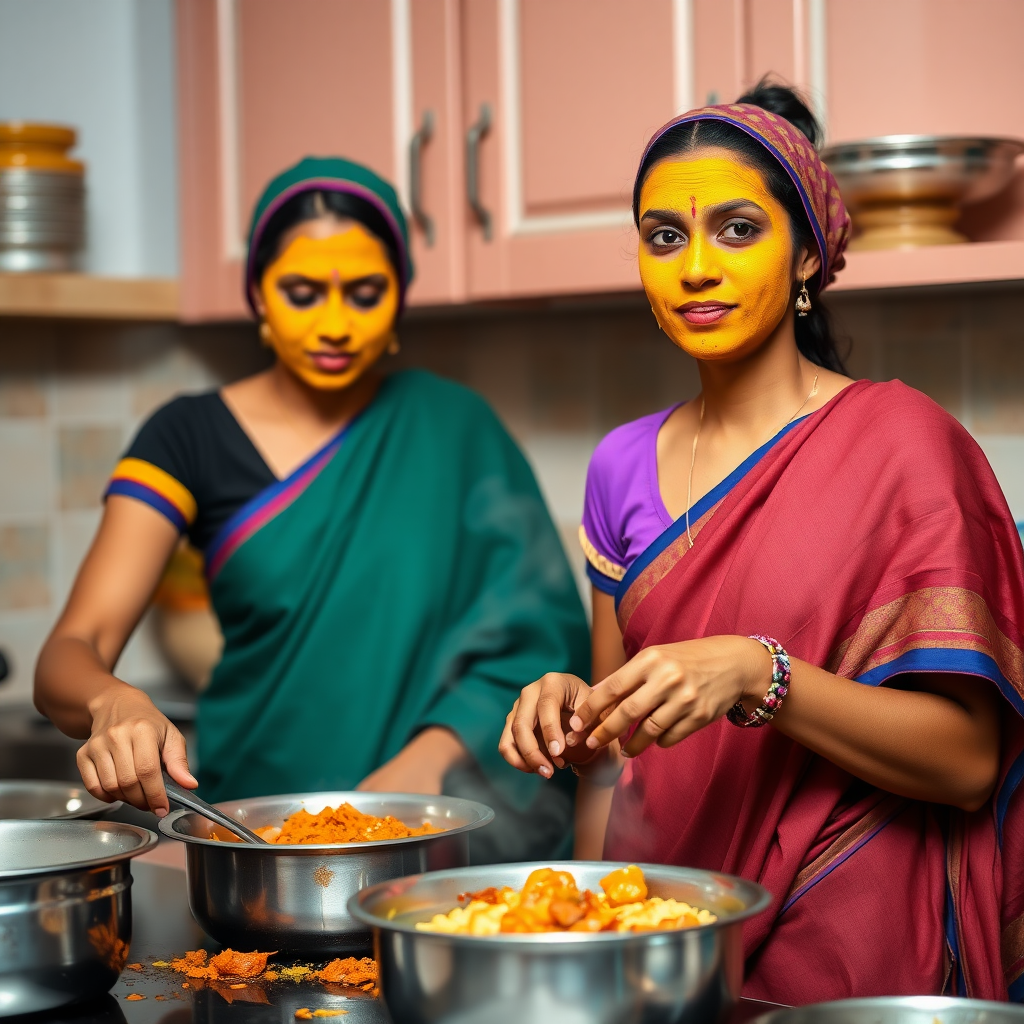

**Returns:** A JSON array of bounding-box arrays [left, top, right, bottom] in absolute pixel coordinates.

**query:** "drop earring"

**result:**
[[650, 306, 663, 332], [795, 276, 812, 317], [259, 321, 274, 346], [387, 334, 401, 356]]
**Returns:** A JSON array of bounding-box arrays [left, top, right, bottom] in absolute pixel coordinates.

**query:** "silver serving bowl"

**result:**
[[0, 779, 121, 820], [0, 819, 158, 1017], [754, 996, 1024, 1024], [821, 135, 1024, 207], [349, 860, 771, 1024], [158, 791, 494, 953]]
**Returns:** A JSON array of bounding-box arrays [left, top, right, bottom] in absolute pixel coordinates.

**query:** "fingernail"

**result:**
[[569, 716, 583, 732], [155, 807, 167, 818], [548, 741, 561, 756], [565, 733, 577, 747], [586, 736, 598, 749], [539, 765, 552, 778]]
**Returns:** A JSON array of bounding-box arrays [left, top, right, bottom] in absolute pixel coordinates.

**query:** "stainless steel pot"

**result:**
[[349, 860, 771, 1024], [0, 779, 121, 820], [158, 791, 493, 953], [0, 819, 158, 1017], [754, 996, 1024, 1024]]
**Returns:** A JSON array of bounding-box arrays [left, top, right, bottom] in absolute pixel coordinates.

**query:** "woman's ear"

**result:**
[[796, 247, 822, 284], [251, 282, 267, 318]]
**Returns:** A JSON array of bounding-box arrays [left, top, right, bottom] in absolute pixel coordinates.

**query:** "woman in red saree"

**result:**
[[500, 81, 1024, 1004]]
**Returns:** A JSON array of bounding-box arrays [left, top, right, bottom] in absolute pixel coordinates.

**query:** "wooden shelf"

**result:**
[[830, 240, 1024, 293], [0, 273, 178, 320]]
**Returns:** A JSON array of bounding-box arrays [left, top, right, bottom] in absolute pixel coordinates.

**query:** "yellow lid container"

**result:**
[[0, 122, 84, 173]]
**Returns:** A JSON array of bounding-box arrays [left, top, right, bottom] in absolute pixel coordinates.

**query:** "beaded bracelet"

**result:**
[[726, 635, 791, 728]]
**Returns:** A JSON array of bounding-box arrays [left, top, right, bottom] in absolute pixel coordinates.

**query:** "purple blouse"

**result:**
[[580, 404, 682, 595]]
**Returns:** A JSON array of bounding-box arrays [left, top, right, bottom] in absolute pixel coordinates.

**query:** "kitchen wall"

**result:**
[[0, 0, 178, 277], [1, 282, 1023, 706]]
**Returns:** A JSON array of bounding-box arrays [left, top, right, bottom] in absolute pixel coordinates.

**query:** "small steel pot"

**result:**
[[0, 779, 121, 820], [158, 791, 493, 953], [0, 819, 158, 1017], [754, 996, 1024, 1024], [349, 860, 771, 1024]]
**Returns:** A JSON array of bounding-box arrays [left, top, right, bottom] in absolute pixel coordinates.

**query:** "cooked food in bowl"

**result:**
[[211, 802, 443, 844], [416, 864, 716, 935]]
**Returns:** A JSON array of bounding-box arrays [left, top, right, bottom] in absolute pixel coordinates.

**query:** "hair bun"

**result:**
[[736, 76, 822, 148]]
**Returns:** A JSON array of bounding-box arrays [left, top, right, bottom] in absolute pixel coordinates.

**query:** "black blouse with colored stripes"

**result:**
[[117, 393, 276, 551]]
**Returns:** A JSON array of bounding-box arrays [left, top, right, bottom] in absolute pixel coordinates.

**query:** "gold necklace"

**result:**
[[685, 373, 819, 549]]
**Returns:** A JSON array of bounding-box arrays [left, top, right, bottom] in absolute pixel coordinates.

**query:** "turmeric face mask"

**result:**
[[259, 225, 399, 390], [638, 157, 794, 360]]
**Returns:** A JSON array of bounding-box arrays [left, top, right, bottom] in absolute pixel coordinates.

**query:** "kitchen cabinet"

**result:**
[[176, 0, 1024, 321]]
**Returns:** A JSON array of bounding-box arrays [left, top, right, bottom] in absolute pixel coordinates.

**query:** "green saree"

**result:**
[[198, 370, 589, 837]]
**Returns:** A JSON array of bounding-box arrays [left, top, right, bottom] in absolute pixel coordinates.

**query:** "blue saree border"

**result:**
[[614, 416, 805, 609], [204, 417, 357, 579]]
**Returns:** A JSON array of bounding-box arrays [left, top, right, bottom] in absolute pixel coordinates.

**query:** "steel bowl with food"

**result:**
[[0, 819, 158, 1017], [0, 779, 121, 820], [754, 996, 1024, 1024], [158, 791, 493, 953], [349, 860, 771, 1024]]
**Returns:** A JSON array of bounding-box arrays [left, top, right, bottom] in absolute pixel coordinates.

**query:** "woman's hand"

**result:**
[[568, 636, 771, 758], [357, 727, 467, 795], [499, 673, 610, 779], [77, 683, 196, 816]]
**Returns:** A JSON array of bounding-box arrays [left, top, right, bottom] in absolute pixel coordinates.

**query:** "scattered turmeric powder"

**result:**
[[124, 993, 146, 1001], [315, 958, 377, 986], [295, 1010, 347, 1018], [126, 963, 144, 972], [161, 949, 275, 980], [246, 804, 440, 845]]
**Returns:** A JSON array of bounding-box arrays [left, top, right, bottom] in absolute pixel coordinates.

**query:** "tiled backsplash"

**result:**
[[1, 283, 1022, 704]]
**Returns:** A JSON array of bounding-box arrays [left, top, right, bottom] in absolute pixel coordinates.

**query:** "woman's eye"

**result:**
[[348, 283, 385, 309], [720, 220, 759, 242], [650, 227, 684, 248], [282, 284, 320, 308]]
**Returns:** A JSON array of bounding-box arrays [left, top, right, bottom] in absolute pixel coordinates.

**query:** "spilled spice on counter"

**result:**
[[126, 963, 144, 972], [124, 993, 146, 1001], [295, 1009, 347, 1018], [316, 958, 377, 987], [158, 948, 275, 980]]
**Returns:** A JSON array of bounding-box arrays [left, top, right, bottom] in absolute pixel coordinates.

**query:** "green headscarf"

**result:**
[[245, 156, 414, 313]]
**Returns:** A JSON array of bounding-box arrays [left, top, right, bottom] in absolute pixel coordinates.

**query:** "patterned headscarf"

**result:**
[[639, 103, 850, 289], [245, 156, 414, 314]]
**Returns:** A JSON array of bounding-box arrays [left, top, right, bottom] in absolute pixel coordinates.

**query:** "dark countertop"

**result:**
[[22, 859, 785, 1024]]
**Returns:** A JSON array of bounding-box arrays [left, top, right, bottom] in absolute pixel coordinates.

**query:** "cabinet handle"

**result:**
[[409, 109, 435, 248], [465, 103, 492, 241]]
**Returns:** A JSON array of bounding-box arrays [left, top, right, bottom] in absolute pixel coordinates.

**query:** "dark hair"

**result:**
[[633, 77, 847, 374], [251, 188, 404, 294]]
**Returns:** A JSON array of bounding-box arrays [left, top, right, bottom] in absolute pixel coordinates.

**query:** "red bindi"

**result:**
[[690, 195, 697, 218]]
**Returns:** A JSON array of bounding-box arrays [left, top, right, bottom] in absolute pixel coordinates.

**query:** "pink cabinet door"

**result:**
[[176, 0, 457, 321], [458, 0, 687, 300]]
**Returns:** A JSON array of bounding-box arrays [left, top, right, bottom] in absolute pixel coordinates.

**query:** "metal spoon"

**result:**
[[161, 771, 269, 845]]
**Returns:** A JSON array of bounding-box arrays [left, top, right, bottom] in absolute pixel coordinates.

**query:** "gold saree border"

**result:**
[[828, 586, 1024, 692], [617, 501, 721, 630], [578, 523, 626, 582], [1004, 911, 1024, 987]]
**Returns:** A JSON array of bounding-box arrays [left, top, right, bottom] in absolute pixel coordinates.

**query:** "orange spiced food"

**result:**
[[211, 804, 442, 844], [417, 866, 717, 935]]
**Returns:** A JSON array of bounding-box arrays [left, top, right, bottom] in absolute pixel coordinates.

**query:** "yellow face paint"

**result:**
[[638, 157, 794, 361], [259, 225, 399, 390]]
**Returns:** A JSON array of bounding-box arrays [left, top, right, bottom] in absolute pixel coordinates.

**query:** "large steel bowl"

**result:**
[[349, 860, 771, 1024], [821, 135, 1024, 207], [821, 135, 1024, 249], [158, 791, 493, 953], [754, 996, 1024, 1024], [0, 779, 121, 820], [0, 819, 158, 1017]]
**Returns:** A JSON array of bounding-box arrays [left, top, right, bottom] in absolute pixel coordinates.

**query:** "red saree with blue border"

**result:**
[[603, 379, 1024, 1003]]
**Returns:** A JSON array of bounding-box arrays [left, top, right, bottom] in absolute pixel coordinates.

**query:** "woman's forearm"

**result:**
[[35, 635, 132, 738], [774, 659, 1000, 812]]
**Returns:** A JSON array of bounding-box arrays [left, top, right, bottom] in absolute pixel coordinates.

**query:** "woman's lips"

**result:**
[[309, 350, 355, 373], [678, 302, 735, 325]]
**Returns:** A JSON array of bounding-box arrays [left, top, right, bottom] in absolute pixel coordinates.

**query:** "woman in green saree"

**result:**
[[35, 157, 589, 860]]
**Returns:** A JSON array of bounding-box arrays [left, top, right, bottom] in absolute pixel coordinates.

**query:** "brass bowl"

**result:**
[[821, 135, 1024, 249]]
